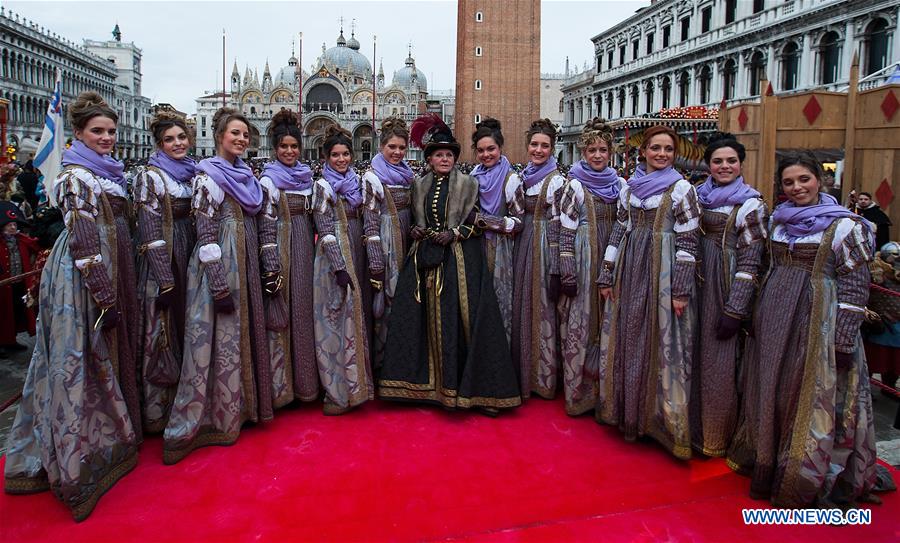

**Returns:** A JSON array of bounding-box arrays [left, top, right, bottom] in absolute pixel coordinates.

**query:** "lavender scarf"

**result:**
[[772, 192, 872, 248], [521, 156, 558, 190], [627, 164, 682, 200], [197, 156, 263, 215], [470, 155, 512, 215], [371, 153, 414, 187], [61, 140, 125, 188], [696, 175, 760, 209], [322, 163, 363, 210], [568, 161, 620, 203], [149, 150, 196, 184], [262, 159, 313, 192]]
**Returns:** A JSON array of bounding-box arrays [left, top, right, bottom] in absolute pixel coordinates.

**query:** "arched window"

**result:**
[[699, 65, 712, 103], [475, 11, 483, 22], [645, 80, 654, 113], [629, 84, 638, 116], [475, 46, 482, 57], [474, 113, 481, 124], [781, 41, 800, 91], [749, 51, 766, 95], [661, 76, 671, 109], [723, 59, 737, 100], [864, 18, 890, 76], [475, 79, 482, 90], [606, 92, 614, 119], [679, 72, 690, 107], [618, 88, 626, 118], [819, 31, 841, 84]]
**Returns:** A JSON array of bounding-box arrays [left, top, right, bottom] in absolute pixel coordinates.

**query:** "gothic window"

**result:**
[[661, 76, 671, 109], [781, 41, 800, 91], [864, 18, 890, 76], [699, 65, 712, 103], [723, 59, 737, 100], [749, 51, 766, 95], [820, 31, 841, 84], [679, 71, 690, 106]]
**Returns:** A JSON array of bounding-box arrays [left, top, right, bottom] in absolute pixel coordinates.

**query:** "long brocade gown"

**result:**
[[511, 172, 565, 398], [163, 172, 292, 464], [362, 170, 412, 370], [379, 169, 521, 410], [727, 215, 882, 507], [595, 178, 701, 459], [134, 165, 196, 433], [689, 197, 767, 456], [4, 166, 139, 521], [556, 177, 622, 415]]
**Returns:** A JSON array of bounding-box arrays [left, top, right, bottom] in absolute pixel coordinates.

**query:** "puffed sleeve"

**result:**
[[193, 175, 230, 300], [596, 185, 629, 288], [362, 172, 386, 274], [671, 181, 701, 299], [723, 198, 768, 318], [313, 179, 348, 273], [135, 168, 175, 290], [834, 219, 873, 353]]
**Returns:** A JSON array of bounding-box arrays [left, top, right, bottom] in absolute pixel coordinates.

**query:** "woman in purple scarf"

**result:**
[[688, 134, 767, 458], [595, 125, 701, 459], [728, 151, 889, 507], [259, 109, 315, 405], [361, 118, 415, 370], [133, 112, 198, 434], [311, 125, 372, 415], [4, 92, 138, 520], [511, 118, 566, 400], [469, 118, 524, 348], [557, 118, 624, 415], [164, 107, 277, 464]]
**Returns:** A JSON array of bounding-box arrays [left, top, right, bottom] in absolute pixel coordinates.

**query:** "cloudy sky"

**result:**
[[6, 0, 648, 114]]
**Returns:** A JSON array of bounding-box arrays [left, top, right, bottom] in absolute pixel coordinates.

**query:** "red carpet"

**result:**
[[1, 398, 898, 542]]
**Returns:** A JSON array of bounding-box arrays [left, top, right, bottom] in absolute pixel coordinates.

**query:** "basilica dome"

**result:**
[[322, 30, 371, 77], [276, 56, 306, 87], [392, 54, 427, 91]]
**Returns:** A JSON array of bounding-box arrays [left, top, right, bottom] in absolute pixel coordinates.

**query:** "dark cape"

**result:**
[[379, 169, 521, 410], [859, 204, 892, 250]]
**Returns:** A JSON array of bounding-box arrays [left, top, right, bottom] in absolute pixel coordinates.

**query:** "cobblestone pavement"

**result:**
[[1, 332, 899, 464]]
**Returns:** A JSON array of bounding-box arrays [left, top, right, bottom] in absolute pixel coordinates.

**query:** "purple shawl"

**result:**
[[371, 153, 414, 187], [627, 164, 682, 200], [149, 150, 196, 184], [470, 155, 512, 215], [262, 159, 313, 192], [696, 175, 760, 209], [568, 160, 620, 203], [322, 163, 363, 210], [521, 156, 558, 189], [61, 140, 125, 188], [197, 156, 263, 215], [772, 192, 871, 248]]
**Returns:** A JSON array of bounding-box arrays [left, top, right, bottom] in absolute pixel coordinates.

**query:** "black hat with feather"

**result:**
[[410, 113, 460, 159]]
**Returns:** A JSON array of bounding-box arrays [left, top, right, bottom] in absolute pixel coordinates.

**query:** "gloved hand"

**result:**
[[214, 294, 235, 314], [835, 350, 854, 370], [560, 281, 577, 299], [432, 231, 455, 246], [716, 314, 742, 340], [369, 268, 385, 291], [410, 226, 427, 241], [98, 304, 119, 330], [335, 269, 355, 291], [262, 273, 282, 296], [156, 286, 176, 311], [548, 274, 561, 303]]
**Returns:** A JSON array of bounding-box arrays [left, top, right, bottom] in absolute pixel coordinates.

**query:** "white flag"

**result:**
[[33, 69, 63, 204]]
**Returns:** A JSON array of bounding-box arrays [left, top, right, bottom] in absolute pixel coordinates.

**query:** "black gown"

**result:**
[[379, 170, 521, 410]]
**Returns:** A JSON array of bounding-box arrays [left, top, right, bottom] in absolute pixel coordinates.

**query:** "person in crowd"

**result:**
[[512, 118, 565, 399], [469, 118, 524, 346], [727, 151, 887, 507], [259, 109, 319, 403], [362, 117, 415, 370], [690, 133, 767, 457], [311, 125, 372, 415], [556, 118, 623, 416], [596, 125, 701, 459], [164, 107, 290, 464], [379, 114, 520, 414], [133, 112, 197, 433], [855, 191, 892, 250], [16, 160, 39, 210], [0, 201, 39, 356], [863, 241, 900, 391], [4, 91, 139, 521]]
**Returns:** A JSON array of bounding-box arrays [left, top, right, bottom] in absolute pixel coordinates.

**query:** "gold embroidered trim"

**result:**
[[528, 177, 552, 393], [453, 243, 471, 345]]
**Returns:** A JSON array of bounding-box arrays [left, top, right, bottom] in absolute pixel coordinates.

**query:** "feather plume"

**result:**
[[410, 113, 448, 148]]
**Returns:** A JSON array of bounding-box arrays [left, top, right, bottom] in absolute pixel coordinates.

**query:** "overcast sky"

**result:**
[[7, 0, 649, 114]]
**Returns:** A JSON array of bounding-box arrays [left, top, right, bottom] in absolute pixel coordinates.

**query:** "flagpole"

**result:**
[[298, 32, 303, 126], [372, 34, 377, 157], [222, 29, 226, 108]]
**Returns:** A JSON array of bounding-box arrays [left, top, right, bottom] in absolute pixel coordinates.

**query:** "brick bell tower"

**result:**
[[455, 0, 541, 165]]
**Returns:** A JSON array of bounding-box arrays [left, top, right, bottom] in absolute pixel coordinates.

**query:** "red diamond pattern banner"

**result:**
[[802, 95, 822, 125], [881, 89, 899, 122], [738, 107, 749, 131], [876, 178, 894, 208]]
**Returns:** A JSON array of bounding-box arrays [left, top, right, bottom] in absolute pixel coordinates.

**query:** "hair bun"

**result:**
[[477, 117, 502, 132], [583, 117, 612, 136], [271, 108, 300, 129], [381, 117, 408, 132], [324, 124, 352, 140], [529, 118, 557, 135], [212, 107, 240, 132], [707, 131, 737, 145]]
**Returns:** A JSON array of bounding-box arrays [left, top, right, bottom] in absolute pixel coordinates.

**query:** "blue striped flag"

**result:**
[[33, 69, 63, 196]]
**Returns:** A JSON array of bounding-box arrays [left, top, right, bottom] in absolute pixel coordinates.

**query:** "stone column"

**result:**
[[843, 18, 856, 83], [711, 60, 722, 104], [737, 52, 747, 99], [766, 43, 777, 86], [800, 34, 814, 88]]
